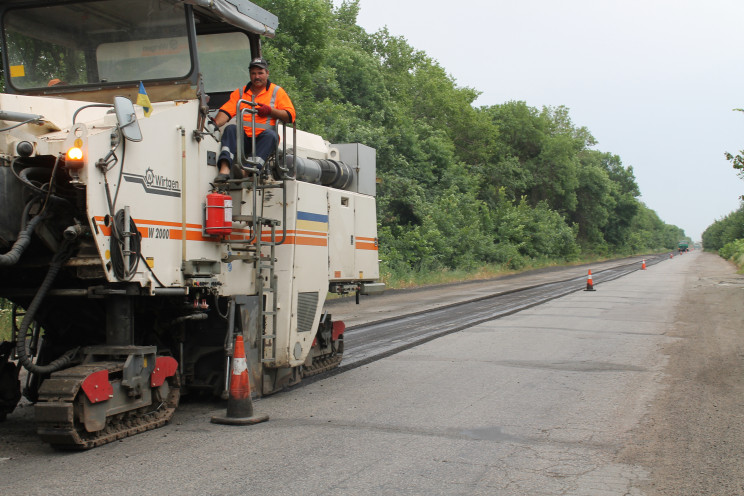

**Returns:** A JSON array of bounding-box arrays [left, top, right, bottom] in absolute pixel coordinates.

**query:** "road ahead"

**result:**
[[2, 251, 743, 495]]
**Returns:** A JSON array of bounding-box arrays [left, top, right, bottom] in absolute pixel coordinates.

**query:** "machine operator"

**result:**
[[212, 57, 296, 181]]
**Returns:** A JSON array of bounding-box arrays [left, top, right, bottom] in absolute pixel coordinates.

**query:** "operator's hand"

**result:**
[[257, 104, 271, 118]]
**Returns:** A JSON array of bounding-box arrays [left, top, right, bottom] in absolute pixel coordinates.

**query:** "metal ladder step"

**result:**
[[256, 219, 279, 367]]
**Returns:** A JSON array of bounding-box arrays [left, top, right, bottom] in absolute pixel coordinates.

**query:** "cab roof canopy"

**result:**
[[0, 0, 278, 38], [182, 0, 278, 37]]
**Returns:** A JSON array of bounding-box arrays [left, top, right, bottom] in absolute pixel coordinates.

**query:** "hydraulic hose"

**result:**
[[15, 238, 78, 375], [18, 166, 51, 194], [169, 313, 208, 326], [4, 159, 73, 265], [0, 213, 45, 266], [110, 209, 140, 281], [11, 159, 52, 197], [15, 161, 71, 214]]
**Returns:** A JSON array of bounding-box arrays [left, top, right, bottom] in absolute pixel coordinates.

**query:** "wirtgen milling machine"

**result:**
[[0, 0, 383, 448]]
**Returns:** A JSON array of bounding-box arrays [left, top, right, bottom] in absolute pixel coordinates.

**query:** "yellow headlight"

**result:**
[[66, 146, 84, 161]]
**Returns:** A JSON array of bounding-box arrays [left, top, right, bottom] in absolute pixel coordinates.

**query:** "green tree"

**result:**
[[573, 153, 614, 251], [702, 205, 744, 251], [725, 109, 744, 190]]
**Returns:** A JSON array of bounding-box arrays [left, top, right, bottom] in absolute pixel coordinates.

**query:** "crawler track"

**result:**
[[302, 340, 344, 378], [35, 363, 179, 449], [302, 353, 343, 378]]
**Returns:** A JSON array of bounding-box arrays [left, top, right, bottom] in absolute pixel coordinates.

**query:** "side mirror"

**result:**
[[113, 96, 142, 142]]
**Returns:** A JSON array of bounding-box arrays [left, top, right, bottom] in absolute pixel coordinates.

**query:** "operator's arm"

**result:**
[[268, 107, 292, 123], [213, 111, 230, 127], [271, 87, 296, 124]]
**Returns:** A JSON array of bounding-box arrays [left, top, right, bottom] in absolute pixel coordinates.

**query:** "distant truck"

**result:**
[[678, 241, 689, 253]]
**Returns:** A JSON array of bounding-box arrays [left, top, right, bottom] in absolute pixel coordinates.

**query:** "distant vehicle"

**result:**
[[678, 241, 689, 253]]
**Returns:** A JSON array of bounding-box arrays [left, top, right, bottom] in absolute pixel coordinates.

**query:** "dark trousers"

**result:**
[[219, 124, 278, 169]]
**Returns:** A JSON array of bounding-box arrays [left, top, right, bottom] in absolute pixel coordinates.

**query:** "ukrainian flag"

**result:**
[[136, 81, 152, 117]]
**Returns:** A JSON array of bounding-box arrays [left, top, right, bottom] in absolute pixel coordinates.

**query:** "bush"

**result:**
[[719, 238, 744, 262], [0, 303, 11, 342]]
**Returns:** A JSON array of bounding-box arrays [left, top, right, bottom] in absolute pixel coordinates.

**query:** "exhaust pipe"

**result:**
[[284, 155, 355, 191]]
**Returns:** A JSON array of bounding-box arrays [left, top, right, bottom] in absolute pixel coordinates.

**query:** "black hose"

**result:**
[[110, 209, 140, 281], [15, 238, 78, 375], [0, 213, 45, 266], [169, 313, 208, 326], [12, 157, 74, 223], [17, 166, 50, 196]]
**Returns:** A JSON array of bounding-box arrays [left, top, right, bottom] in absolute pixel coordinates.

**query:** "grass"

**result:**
[[380, 265, 512, 290], [376, 254, 622, 291], [0, 307, 11, 342]]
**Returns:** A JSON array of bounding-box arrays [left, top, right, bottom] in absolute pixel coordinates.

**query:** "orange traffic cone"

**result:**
[[584, 269, 596, 291], [211, 335, 269, 426], [670, 253, 673, 259], [642, 259, 647, 270]]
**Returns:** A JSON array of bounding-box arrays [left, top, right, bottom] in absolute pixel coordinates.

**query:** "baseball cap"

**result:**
[[249, 57, 269, 70]]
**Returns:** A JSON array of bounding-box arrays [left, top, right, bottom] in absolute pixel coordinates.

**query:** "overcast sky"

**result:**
[[336, 0, 744, 241]]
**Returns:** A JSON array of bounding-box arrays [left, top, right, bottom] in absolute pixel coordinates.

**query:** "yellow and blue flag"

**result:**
[[136, 81, 152, 117]]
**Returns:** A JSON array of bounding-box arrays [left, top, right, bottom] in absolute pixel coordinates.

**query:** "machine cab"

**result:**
[[0, 0, 277, 109]]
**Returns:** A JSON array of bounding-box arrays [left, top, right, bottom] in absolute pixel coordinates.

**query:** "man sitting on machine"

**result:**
[[211, 57, 296, 180]]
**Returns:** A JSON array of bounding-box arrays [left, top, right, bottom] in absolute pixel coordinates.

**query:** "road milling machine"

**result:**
[[0, 0, 383, 448]]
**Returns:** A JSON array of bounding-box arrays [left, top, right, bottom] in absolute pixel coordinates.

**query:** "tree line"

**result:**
[[703, 129, 744, 259], [255, 0, 684, 279], [0, 0, 686, 283], [702, 205, 744, 255]]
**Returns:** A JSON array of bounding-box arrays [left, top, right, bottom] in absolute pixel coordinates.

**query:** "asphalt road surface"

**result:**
[[1, 251, 742, 495]]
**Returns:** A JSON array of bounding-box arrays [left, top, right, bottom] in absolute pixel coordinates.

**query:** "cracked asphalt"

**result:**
[[2, 251, 742, 495]]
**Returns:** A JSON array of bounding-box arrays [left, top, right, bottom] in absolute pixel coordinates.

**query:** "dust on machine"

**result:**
[[0, 0, 383, 449]]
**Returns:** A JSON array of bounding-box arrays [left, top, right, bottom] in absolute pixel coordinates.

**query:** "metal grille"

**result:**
[[297, 292, 319, 333]]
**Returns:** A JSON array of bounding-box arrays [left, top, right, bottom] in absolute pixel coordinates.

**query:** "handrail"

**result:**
[[231, 97, 294, 248], [235, 98, 263, 171], [233, 97, 259, 244]]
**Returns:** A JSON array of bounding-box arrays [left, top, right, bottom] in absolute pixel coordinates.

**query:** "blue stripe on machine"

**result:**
[[297, 211, 329, 223]]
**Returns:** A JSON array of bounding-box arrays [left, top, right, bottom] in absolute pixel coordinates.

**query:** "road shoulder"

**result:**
[[617, 252, 744, 495]]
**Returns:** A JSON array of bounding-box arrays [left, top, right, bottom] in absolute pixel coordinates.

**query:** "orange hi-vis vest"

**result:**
[[218, 81, 296, 137]]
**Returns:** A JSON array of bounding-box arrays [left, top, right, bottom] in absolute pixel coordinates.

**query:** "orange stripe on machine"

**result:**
[[355, 242, 378, 251], [355, 236, 378, 251], [93, 216, 202, 230], [93, 217, 328, 246]]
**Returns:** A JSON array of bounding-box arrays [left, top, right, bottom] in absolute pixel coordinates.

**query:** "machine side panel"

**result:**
[[285, 181, 330, 366], [354, 194, 380, 281], [328, 189, 355, 280], [260, 181, 298, 366]]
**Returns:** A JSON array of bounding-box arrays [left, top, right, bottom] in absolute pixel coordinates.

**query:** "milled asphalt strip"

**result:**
[[299, 255, 667, 388], [338, 255, 665, 371], [342, 255, 664, 332]]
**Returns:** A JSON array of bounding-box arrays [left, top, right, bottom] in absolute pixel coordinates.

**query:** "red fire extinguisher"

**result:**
[[205, 192, 232, 235]]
